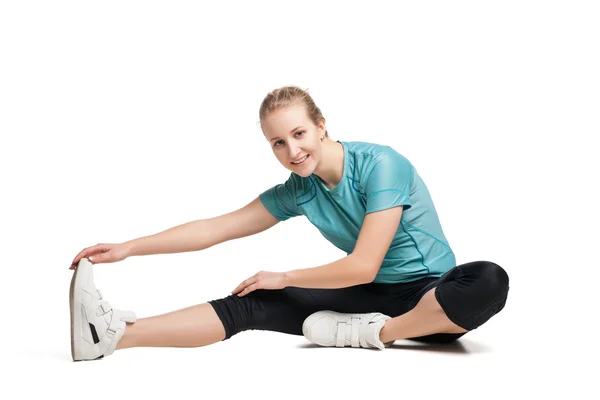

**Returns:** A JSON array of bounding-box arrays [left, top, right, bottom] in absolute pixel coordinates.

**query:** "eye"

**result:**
[[273, 131, 304, 148]]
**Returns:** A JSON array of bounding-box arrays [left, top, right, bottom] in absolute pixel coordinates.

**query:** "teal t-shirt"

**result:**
[[259, 140, 456, 283]]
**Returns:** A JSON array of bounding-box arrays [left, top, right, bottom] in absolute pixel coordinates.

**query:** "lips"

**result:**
[[291, 154, 309, 165]]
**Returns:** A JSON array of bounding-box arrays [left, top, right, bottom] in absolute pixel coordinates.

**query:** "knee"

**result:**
[[482, 262, 509, 294], [457, 261, 509, 299], [437, 261, 509, 331], [439, 262, 509, 330], [209, 293, 258, 340]]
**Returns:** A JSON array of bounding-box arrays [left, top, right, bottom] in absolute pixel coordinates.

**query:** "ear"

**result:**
[[319, 119, 327, 136]]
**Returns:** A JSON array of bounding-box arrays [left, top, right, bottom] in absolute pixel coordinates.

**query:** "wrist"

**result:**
[[283, 270, 295, 287], [121, 241, 136, 257]]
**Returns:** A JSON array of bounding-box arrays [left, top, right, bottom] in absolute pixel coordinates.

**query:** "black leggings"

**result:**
[[209, 261, 509, 344]]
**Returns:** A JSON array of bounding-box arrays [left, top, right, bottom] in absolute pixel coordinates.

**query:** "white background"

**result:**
[[1, 1, 598, 399]]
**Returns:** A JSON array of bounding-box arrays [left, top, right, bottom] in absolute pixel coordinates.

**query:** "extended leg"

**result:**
[[71, 257, 376, 360], [116, 303, 226, 350], [118, 284, 374, 350]]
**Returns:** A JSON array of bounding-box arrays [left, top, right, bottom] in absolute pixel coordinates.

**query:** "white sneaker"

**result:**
[[302, 311, 393, 350], [69, 257, 137, 361]]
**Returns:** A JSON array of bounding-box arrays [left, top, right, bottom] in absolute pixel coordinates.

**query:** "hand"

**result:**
[[232, 271, 288, 297], [69, 243, 131, 270]]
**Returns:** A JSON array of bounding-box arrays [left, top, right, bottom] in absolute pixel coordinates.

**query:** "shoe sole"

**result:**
[[69, 262, 81, 361], [70, 260, 106, 362]]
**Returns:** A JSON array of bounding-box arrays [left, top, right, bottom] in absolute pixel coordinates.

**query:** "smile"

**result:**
[[291, 155, 309, 165]]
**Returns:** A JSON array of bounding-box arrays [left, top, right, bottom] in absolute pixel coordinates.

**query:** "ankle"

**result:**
[[379, 323, 394, 344], [115, 322, 136, 350]]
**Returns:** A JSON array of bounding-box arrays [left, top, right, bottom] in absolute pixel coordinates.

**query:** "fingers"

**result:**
[[70, 248, 92, 269], [69, 244, 108, 269], [238, 283, 258, 297], [70, 254, 91, 270], [232, 277, 257, 295], [232, 279, 249, 295], [88, 254, 103, 264]]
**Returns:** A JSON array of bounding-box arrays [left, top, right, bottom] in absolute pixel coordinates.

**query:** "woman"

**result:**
[[69, 86, 509, 361]]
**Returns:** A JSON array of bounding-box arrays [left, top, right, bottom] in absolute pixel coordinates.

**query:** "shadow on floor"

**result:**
[[297, 338, 491, 354]]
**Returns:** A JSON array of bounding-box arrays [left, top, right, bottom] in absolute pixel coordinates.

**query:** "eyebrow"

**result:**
[[269, 126, 305, 142]]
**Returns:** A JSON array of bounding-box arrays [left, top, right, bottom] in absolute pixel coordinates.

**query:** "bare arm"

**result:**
[[124, 197, 280, 257]]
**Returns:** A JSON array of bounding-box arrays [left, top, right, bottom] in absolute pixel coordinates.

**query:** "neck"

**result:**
[[313, 139, 344, 189]]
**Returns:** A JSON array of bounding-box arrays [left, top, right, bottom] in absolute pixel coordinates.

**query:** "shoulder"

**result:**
[[344, 140, 389, 158], [345, 140, 413, 174]]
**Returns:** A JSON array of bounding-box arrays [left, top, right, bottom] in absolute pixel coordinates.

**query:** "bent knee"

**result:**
[[478, 262, 510, 297]]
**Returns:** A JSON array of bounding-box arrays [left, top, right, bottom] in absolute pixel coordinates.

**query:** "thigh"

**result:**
[[209, 284, 381, 340], [366, 277, 439, 318]]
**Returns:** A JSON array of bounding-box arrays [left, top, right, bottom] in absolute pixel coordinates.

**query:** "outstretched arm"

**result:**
[[124, 197, 280, 257]]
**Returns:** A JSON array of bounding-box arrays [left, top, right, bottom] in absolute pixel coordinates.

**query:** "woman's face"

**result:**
[[262, 106, 326, 177]]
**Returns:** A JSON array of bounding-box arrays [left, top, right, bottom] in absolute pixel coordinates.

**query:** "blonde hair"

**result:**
[[259, 86, 329, 138]]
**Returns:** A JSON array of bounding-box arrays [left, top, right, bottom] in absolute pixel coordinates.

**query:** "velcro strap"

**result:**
[[359, 317, 370, 348], [105, 310, 137, 340], [117, 310, 137, 323], [351, 318, 360, 348], [96, 301, 112, 316], [95, 290, 103, 300], [336, 322, 346, 347], [106, 315, 123, 339]]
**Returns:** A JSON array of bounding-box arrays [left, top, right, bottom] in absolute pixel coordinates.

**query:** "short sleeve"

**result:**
[[365, 150, 413, 214], [259, 174, 302, 221]]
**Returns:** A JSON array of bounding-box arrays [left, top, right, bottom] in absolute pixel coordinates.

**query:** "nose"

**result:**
[[288, 143, 301, 159]]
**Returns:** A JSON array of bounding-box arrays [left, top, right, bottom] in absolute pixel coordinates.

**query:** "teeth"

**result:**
[[292, 155, 308, 164]]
